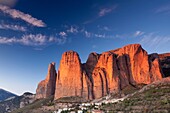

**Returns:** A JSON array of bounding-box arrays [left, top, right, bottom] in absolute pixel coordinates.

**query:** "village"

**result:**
[[53, 95, 127, 113]]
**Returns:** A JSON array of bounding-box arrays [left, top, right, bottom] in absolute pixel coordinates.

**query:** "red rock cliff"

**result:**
[[36, 44, 164, 100], [159, 53, 170, 77], [92, 52, 120, 99], [55, 51, 84, 99], [36, 62, 57, 99]]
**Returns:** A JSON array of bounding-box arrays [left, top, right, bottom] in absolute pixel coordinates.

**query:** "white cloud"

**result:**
[[21, 34, 49, 46], [84, 31, 92, 38], [84, 29, 145, 39], [83, 29, 114, 39], [92, 45, 97, 49], [139, 33, 170, 50], [66, 26, 78, 33], [0, 5, 46, 27], [114, 31, 145, 39], [84, 5, 117, 24], [94, 34, 106, 38], [0, 23, 27, 31], [103, 26, 110, 31], [0, 34, 66, 46], [0, 0, 18, 7], [59, 32, 67, 37], [97, 25, 111, 31], [99, 5, 117, 17], [0, 37, 16, 44], [155, 4, 170, 14], [134, 31, 144, 37]]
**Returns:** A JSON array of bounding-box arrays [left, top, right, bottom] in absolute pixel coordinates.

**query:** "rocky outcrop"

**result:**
[[36, 62, 56, 99], [85, 52, 99, 74], [92, 44, 163, 99], [92, 52, 119, 99], [111, 44, 151, 85], [113, 44, 163, 85], [159, 53, 170, 77], [36, 44, 164, 100], [149, 53, 163, 82], [0, 92, 35, 113], [55, 51, 83, 99], [20, 92, 35, 108]]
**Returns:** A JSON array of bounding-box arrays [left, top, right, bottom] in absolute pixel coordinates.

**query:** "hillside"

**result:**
[[101, 77, 170, 112], [10, 77, 170, 113], [0, 89, 17, 102], [0, 92, 35, 113]]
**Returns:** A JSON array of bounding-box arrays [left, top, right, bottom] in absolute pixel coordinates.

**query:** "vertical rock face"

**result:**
[[85, 52, 99, 74], [55, 51, 83, 99], [36, 62, 56, 99], [82, 71, 93, 100], [91, 44, 163, 99], [116, 54, 131, 89], [92, 52, 119, 99], [112, 44, 151, 85], [82, 52, 100, 100], [149, 53, 163, 82], [159, 53, 170, 77]]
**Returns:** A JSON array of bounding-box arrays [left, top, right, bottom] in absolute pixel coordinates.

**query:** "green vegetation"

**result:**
[[55, 96, 85, 103], [10, 82, 170, 113], [11, 96, 54, 113], [122, 84, 146, 95], [101, 84, 170, 112]]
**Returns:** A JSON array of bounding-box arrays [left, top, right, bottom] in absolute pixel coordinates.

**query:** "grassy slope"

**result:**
[[11, 96, 54, 113], [101, 81, 170, 112]]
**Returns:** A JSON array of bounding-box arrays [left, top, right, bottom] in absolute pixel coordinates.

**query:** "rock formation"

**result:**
[[36, 62, 56, 99], [111, 44, 151, 85], [36, 44, 166, 100], [149, 53, 163, 82], [92, 52, 119, 98], [55, 51, 83, 99], [159, 53, 170, 77]]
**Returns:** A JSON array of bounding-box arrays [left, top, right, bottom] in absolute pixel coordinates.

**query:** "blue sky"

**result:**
[[0, 0, 170, 95]]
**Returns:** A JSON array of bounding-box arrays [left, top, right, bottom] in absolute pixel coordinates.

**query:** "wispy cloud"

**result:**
[[0, 0, 18, 7], [83, 30, 114, 39], [97, 25, 112, 31], [84, 5, 117, 24], [139, 33, 170, 50], [155, 4, 170, 14], [59, 32, 67, 37], [103, 26, 111, 31], [83, 18, 97, 24], [113, 30, 145, 39], [0, 23, 27, 31], [66, 25, 78, 33], [0, 34, 66, 46], [94, 34, 106, 38], [133, 31, 144, 37], [99, 5, 117, 17], [92, 45, 97, 49], [84, 31, 92, 38], [0, 5, 46, 27]]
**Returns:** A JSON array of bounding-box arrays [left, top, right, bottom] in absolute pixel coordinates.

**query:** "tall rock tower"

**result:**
[[36, 62, 57, 99]]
